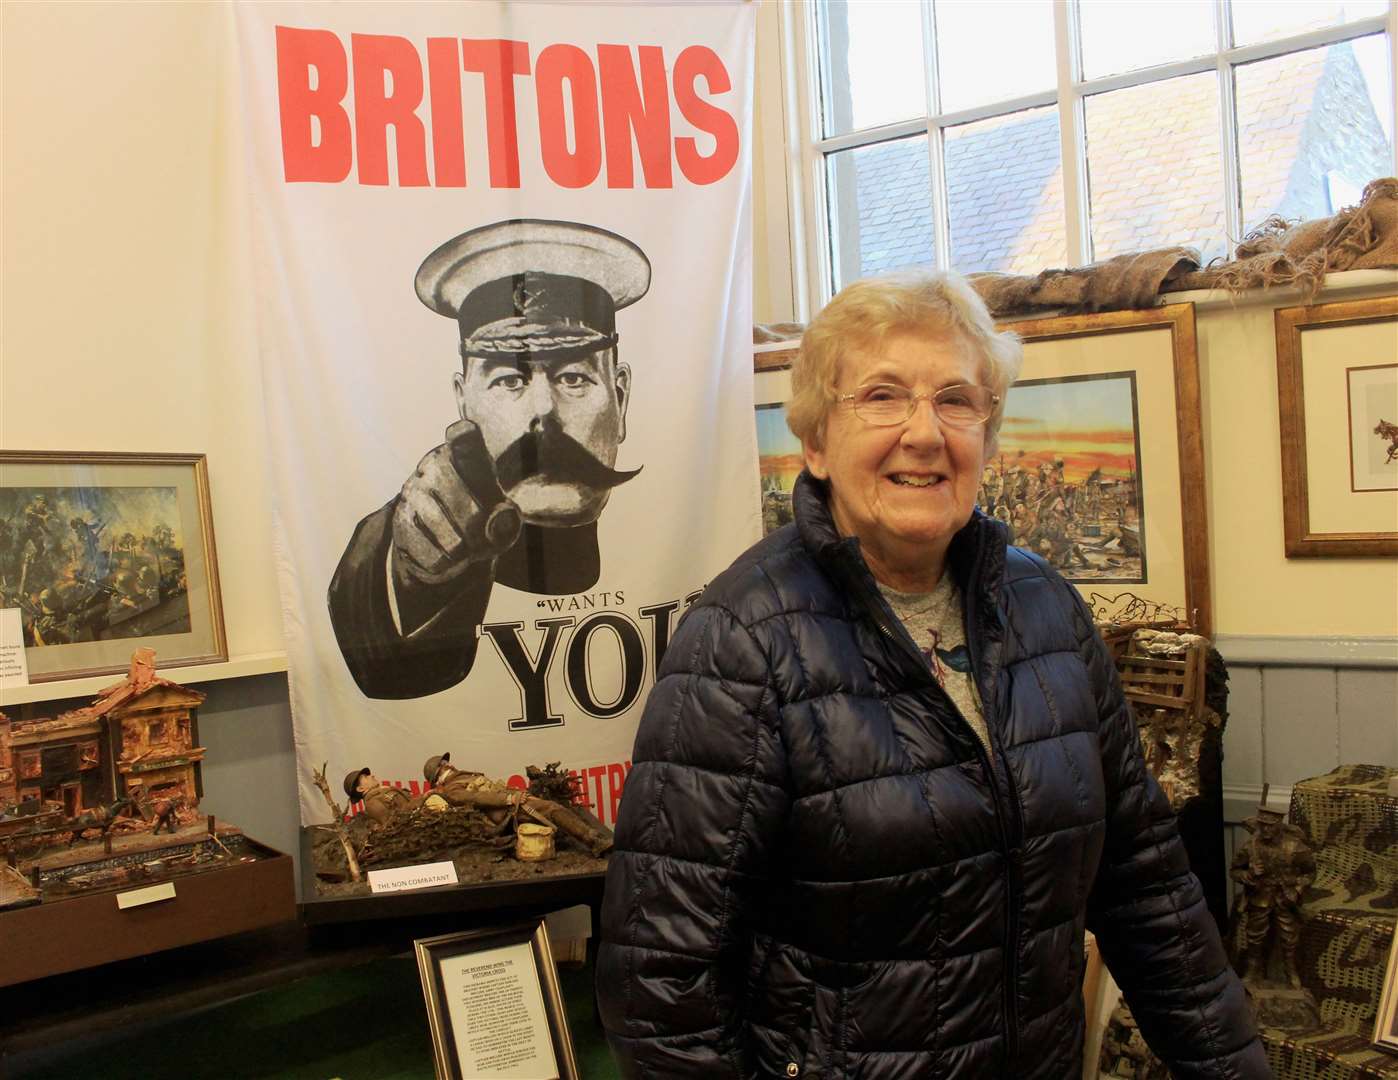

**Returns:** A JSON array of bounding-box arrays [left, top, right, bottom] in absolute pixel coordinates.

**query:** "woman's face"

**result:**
[[803, 331, 989, 584]]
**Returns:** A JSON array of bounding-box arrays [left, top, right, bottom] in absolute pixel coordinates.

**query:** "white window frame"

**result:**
[[776, 0, 1398, 318]]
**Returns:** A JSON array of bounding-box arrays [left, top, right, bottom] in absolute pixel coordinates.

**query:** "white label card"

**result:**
[[367, 860, 459, 894], [116, 882, 177, 910], [0, 608, 30, 690]]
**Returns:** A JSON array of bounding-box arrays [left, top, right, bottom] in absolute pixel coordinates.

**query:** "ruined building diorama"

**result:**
[[0, 648, 207, 888], [0, 649, 293, 985]]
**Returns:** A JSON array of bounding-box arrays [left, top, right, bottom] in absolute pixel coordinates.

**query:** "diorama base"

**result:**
[[0, 829, 295, 987], [301, 822, 609, 924]]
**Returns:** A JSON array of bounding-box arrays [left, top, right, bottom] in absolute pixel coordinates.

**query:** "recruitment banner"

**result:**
[[235, 2, 758, 825]]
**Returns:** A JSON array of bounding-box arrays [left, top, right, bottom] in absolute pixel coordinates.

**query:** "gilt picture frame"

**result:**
[[1275, 295, 1398, 557], [0, 450, 227, 683], [994, 304, 1211, 634]]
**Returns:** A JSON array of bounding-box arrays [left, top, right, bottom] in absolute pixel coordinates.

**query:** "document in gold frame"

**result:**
[[415, 919, 579, 1080]]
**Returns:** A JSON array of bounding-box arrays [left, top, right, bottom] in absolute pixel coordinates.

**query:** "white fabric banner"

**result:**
[[235, 2, 758, 825]]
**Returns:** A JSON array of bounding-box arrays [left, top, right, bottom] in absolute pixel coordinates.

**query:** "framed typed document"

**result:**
[[415, 919, 579, 1080]]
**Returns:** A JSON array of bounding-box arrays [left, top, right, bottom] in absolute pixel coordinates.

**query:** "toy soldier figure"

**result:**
[[424, 752, 612, 856], [343, 768, 414, 826], [1230, 806, 1315, 988]]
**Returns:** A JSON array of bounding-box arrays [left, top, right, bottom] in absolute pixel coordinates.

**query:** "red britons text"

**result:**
[[275, 27, 741, 188]]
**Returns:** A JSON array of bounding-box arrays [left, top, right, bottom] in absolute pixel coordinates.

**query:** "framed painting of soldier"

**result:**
[[0, 450, 226, 683], [415, 918, 580, 1080], [1275, 294, 1398, 557], [989, 304, 1212, 635]]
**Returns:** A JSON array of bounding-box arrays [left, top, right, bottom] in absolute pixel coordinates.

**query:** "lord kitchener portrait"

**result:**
[[328, 218, 652, 699]]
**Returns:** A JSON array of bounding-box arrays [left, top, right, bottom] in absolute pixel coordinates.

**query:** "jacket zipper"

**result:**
[[846, 554, 1022, 1070], [961, 553, 1022, 1073]]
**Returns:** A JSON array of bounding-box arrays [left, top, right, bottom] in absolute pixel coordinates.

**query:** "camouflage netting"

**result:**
[[1264, 1027, 1398, 1080], [1256, 765, 1398, 1080], [750, 176, 1397, 329], [1290, 765, 1398, 1029], [361, 807, 519, 866], [1104, 765, 1398, 1080]]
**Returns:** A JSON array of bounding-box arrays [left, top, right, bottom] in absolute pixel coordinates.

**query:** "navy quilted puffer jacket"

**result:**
[[599, 472, 1266, 1079]]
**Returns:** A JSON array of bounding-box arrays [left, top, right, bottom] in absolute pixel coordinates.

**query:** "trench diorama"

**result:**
[[0, 649, 294, 985], [305, 750, 615, 900]]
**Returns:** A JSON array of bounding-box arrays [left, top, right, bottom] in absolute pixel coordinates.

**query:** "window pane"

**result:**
[[826, 136, 936, 292], [1236, 36, 1395, 234], [1085, 73, 1227, 263], [1079, 0, 1216, 79], [817, 1, 927, 136], [935, 0, 1056, 113], [946, 107, 1066, 274], [1232, 1, 1388, 48]]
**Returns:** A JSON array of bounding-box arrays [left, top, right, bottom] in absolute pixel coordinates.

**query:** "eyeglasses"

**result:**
[[836, 383, 1000, 428]]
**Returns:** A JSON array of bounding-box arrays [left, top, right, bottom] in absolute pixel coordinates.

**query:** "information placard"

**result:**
[[0, 608, 30, 690], [415, 919, 578, 1080], [367, 861, 459, 895], [439, 940, 558, 1078]]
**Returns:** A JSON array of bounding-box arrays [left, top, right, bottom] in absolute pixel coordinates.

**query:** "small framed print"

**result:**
[[1377, 925, 1398, 1054], [0, 451, 227, 682], [415, 919, 579, 1080], [1276, 295, 1398, 557]]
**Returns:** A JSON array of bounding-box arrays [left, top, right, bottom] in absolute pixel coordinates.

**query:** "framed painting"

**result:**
[[990, 304, 1212, 634], [754, 353, 799, 537], [1275, 295, 1398, 557], [0, 451, 226, 682], [415, 918, 579, 1080]]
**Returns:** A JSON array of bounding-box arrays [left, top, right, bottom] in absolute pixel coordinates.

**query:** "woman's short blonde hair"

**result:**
[[787, 270, 1023, 455]]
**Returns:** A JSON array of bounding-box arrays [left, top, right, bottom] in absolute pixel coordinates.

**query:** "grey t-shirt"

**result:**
[[878, 575, 990, 754]]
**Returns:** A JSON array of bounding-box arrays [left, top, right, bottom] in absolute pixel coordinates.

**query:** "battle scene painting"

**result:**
[[0, 487, 191, 648], [756, 403, 802, 535], [980, 373, 1147, 582]]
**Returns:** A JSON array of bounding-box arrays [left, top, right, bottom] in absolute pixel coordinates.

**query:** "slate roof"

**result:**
[[844, 39, 1389, 281]]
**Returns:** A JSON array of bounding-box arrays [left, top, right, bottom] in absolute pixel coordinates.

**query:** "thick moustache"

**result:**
[[493, 417, 641, 492]]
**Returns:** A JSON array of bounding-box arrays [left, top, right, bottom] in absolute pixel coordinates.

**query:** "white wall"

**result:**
[[2, 2, 285, 666]]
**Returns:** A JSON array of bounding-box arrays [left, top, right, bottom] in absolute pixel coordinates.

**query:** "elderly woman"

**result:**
[[598, 272, 1265, 1078]]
